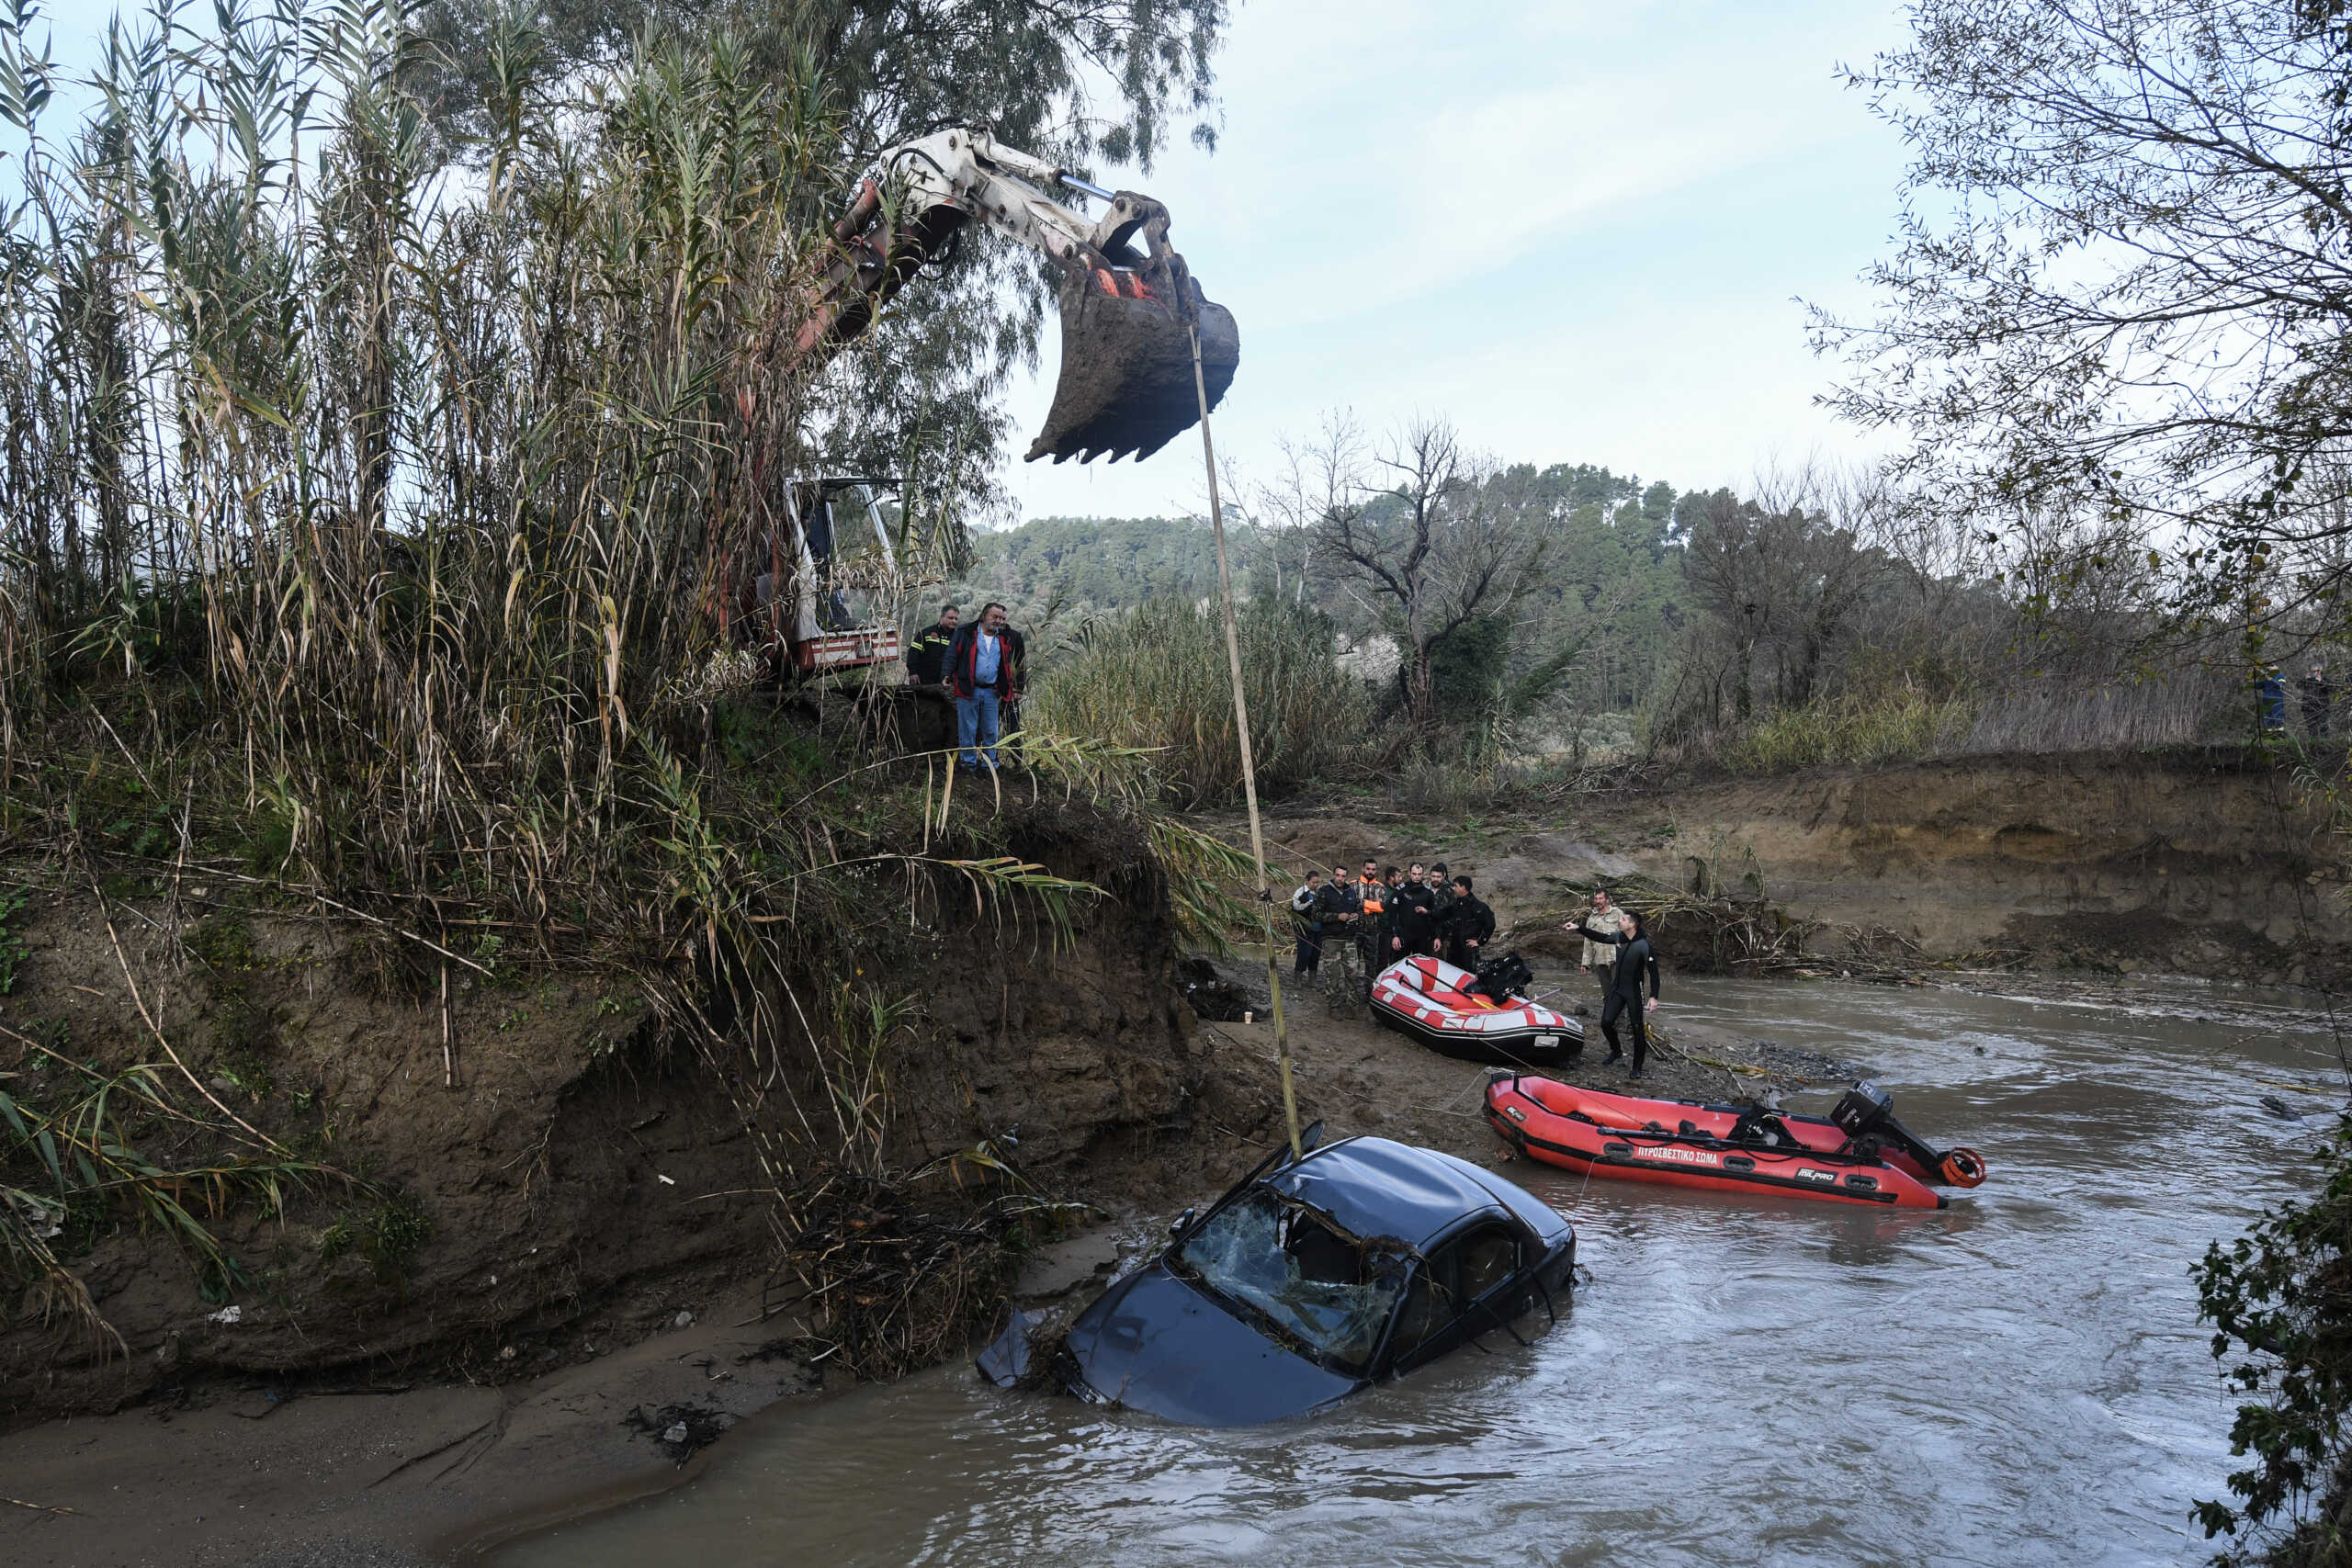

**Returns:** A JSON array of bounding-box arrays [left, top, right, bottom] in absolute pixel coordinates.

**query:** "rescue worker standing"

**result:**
[[2303, 664, 2335, 738], [1389, 865, 1439, 959], [1587, 908, 1661, 1078], [1316, 865, 1363, 1013], [1573, 891, 1622, 1007], [946, 602, 1024, 773], [1353, 860, 1387, 979], [1442, 874, 1494, 971], [905, 603, 959, 685], [1428, 863, 1457, 924], [1288, 869, 1326, 982]]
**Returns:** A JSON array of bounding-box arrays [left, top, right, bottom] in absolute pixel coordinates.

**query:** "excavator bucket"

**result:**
[[1025, 264, 1240, 465]]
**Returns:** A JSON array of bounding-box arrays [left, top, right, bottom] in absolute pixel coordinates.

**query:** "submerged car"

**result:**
[[1035, 1133, 1575, 1426]]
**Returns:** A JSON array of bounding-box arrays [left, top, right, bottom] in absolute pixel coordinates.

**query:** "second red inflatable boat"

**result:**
[[1485, 1073, 1986, 1209]]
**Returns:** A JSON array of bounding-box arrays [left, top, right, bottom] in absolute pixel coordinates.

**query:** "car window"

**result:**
[[1176, 1189, 1404, 1375], [1387, 1224, 1525, 1368], [1459, 1226, 1521, 1303]]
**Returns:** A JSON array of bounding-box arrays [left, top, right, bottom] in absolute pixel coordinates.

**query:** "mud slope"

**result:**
[[0, 801, 1283, 1427], [1255, 751, 2347, 987], [1635, 751, 2347, 979]]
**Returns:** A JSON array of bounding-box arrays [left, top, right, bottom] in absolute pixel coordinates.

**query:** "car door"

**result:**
[[1383, 1217, 1530, 1376]]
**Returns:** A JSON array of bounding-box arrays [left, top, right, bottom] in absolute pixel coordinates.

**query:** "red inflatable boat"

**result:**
[[1370, 953, 1582, 1068], [1485, 1074, 1986, 1209]]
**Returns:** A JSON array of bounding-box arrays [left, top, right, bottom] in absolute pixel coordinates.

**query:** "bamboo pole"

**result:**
[[1189, 324, 1303, 1162]]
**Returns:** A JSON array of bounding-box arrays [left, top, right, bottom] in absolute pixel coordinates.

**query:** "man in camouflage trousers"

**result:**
[[1318, 863, 1365, 1015]]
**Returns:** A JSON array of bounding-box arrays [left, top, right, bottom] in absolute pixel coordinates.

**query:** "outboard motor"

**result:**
[[1470, 951, 1534, 1003], [1831, 1081, 1986, 1187]]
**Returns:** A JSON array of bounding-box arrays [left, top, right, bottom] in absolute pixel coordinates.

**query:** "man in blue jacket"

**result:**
[[947, 601, 1025, 773]]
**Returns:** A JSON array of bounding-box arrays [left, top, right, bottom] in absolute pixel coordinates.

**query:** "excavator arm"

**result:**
[[794, 127, 1240, 464]]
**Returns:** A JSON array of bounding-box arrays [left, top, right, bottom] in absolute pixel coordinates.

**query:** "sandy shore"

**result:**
[[0, 1281, 845, 1568]]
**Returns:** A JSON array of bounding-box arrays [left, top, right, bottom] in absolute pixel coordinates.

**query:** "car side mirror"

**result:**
[[1169, 1207, 1197, 1238]]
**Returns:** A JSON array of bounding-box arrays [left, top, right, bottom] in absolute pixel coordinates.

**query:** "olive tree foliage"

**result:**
[[1679, 478, 1891, 722], [416, 0, 1231, 547], [1813, 0, 2352, 630], [2194, 1116, 2352, 1568], [1651, 463, 2067, 749]]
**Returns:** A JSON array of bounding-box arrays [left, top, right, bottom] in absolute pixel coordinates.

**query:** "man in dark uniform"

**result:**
[[1427, 862, 1457, 924], [1387, 865, 1439, 960], [1442, 874, 1494, 971], [905, 603, 959, 684], [1291, 868, 1333, 978]]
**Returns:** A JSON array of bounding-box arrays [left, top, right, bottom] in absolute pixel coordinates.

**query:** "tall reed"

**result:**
[[1032, 597, 1367, 806], [0, 2, 1098, 1359]]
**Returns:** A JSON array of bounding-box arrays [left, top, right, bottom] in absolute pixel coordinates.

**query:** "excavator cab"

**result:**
[[747, 478, 905, 677]]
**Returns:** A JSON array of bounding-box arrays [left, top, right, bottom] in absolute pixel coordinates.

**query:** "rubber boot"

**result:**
[[1627, 1017, 1648, 1079], [1600, 1018, 1623, 1066]]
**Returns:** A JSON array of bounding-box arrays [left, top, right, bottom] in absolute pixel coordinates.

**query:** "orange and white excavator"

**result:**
[[743, 127, 1241, 678]]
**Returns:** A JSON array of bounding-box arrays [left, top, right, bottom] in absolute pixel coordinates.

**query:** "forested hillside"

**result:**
[[961, 421, 2266, 784], [948, 460, 1691, 721]]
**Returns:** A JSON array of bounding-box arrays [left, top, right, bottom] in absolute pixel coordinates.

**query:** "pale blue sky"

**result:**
[[1010, 0, 1918, 520], [26, 0, 1918, 521]]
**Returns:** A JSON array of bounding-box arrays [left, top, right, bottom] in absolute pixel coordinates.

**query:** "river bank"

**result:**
[[6, 749, 2347, 1564], [0, 957, 1797, 1568], [1250, 748, 2350, 987]]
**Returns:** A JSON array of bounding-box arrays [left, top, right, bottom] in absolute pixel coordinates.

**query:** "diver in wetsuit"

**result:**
[[1588, 908, 1661, 1078]]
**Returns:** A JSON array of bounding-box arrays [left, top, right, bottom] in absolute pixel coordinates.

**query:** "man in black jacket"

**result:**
[[1387, 864, 1439, 959], [1315, 865, 1364, 1012], [1291, 868, 1334, 978], [1442, 874, 1494, 970], [945, 603, 1026, 772], [2302, 664, 2334, 738], [905, 604, 959, 685], [1427, 862, 1456, 923]]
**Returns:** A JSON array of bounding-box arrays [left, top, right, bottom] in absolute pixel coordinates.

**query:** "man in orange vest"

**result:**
[[1353, 858, 1385, 978]]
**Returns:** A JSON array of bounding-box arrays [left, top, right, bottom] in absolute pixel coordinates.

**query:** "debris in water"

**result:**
[[673, 1310, 695, 1329], [208, 1305, 242, 1325]]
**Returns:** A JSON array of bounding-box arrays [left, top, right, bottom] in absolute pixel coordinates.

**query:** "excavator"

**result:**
[[747, 127, 1241, 678]]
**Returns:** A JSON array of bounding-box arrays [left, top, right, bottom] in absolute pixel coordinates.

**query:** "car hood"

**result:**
[[1062, 1261, 1362, 1427]]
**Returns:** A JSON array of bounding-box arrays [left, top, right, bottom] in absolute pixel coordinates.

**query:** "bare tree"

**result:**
[[1681, 465, 1894, 717], [1250, 411, 1365, 608], [1815, 0, 2352, 624], [1311, 417, 1551, 728]]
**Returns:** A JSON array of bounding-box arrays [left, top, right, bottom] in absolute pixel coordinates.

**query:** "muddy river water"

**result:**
[[493, 977, 2344, 1566]]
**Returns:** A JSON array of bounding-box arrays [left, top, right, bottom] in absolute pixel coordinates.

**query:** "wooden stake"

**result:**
[[1190, 324, 1303, 1163]]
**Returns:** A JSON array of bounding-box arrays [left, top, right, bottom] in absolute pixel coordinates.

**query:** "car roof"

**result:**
[[1264, 1135, 1530, 1251]]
